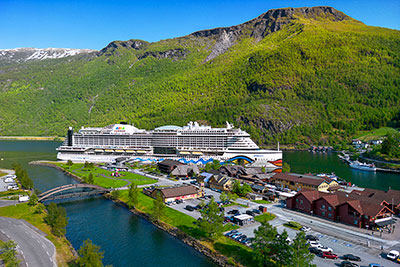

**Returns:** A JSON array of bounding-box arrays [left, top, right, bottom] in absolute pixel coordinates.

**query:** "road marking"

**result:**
[[46, 251, 49, 256]]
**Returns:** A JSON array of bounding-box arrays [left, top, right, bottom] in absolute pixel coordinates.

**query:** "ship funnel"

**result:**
[[67, 127, 73, 146]]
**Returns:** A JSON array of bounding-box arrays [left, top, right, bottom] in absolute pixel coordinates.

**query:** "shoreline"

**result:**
[[29, 160, 237, 267], [0, 136, 64, 141]]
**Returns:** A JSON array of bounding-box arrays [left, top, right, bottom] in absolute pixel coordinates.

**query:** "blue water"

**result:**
[[0, 140, 215, 266]]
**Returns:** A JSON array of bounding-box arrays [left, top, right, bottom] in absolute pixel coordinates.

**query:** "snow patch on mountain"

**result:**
[[0, 47, 97, 63]]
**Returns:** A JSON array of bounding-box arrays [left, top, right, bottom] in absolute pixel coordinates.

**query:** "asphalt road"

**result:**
[[0, 217, 57, 267]]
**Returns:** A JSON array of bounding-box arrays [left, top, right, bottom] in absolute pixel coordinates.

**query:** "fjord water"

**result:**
[[1, 141, 399, 266], [0, 140, 214, 267]]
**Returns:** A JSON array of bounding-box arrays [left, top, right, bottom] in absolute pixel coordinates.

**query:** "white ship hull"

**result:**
[[349, 162, 376, 172]]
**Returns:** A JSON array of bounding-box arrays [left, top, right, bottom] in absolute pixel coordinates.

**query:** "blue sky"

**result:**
[[1, 0, 399, 50]]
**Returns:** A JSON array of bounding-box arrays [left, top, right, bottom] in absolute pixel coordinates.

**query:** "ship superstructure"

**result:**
[[57, 122, 282, 168]]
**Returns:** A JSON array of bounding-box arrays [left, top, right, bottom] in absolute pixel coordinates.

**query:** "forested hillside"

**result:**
[[0, 6, 399, 145]]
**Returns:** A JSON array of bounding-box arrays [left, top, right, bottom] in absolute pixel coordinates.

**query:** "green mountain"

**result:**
[[0, 6, 399, 145]]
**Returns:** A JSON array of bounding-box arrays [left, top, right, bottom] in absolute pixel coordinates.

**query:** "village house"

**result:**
[[208, 175, 234, 191], [219, 165, 246, 178], [157, 159, 183, 174], [144, 185, 202, 203], [272, 173, 339, 192], [170, 164, 200, 178], [286, 189, 397, 229]]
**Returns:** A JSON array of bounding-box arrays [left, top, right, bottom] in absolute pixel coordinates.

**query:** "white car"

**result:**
[[301, 226, 311, 232], [387, 250, 399, 260], [319, 246, 333, 253], [308, 241, 321, 248]]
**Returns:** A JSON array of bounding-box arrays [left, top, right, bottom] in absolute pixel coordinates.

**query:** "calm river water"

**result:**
[[0, 141, 399, 266]]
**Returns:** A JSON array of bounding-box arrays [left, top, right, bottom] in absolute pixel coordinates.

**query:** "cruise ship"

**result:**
[[57, 121, 282, 168]]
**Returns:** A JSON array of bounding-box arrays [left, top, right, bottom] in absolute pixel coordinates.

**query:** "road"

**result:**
[[0, 217, 57, 267]]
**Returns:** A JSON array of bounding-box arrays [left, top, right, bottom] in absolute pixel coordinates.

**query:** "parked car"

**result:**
[[387, 250, 400, 260], [245, 210, 255, 216], [340, 261, 359, 267], [307, 241, 321, 248], [252, 209, 261, 214], [321, 252, 338, 259], [319, 246, 333, 253], [309, 247, 321, 255], [300, 226, 311, 232], [305, 234, 319, 241], [228, 209, 240, 215], [343, 254, 361, 261], [368, 264, 382, 267], [185, 205, 195, 211]]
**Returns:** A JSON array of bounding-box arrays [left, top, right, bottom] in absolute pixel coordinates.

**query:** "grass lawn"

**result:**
[[0, 190, 29, 199], [0, 170, 7, 177], [283, 221, 302, 230], [253, 200, 272, 204], [0, 203, 75, 266], [51, 162, 157, 188], [254, 212, 276, 223], [355, 127, 398, 142]]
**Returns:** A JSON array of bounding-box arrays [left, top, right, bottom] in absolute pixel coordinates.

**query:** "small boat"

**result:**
[[349, 160, 376, 172]]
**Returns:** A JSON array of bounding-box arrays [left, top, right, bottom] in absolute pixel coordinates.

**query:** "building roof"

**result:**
[[251, 184, 266, 191], [208, 169, 220, 175], [273, 173, 328, 187], [298, 190, 324, 202], [159, 185, 198, 198], [234, 214, 253, 220], [171, 165, 200, 176], [244, 167, 264, 175], [158, 159, 183, 167]]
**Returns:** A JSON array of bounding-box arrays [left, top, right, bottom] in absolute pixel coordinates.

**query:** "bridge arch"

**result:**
[[38, 184, 111, 202]]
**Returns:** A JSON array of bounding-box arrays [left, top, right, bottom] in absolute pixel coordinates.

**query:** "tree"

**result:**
[[77, 239, 104, 267], [12, 163, 34, 190], [198, 198, 224, 239], [204, 160, 220, 172], [66, 160, 73, 166], [128, 183, 139, 208], [232, 180, 252, 197], [151, 192, 165, 222], [28, 193, 38, 206], [110, 190, 120, 200], [253, 221, 278, 267], [35, 203, 46, 214], [227, 192, 238, 202], [271, 230, 292, 266], [87, 173, 94, 184], [44, 203, 68, 237], [219, 192, 228, 203], [0, 240, 21, 267], [291, 231, 315, 267], [282, 163, 291, 173]]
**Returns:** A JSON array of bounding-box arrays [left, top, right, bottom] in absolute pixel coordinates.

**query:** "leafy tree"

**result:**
[[128, 183, 139, 208], [291, 231, 315, 267], [232, 180, 252, 197], [198, 198, 224, 239], [87, 173, 94, 184], [12, 163, 34, 190], [35, 203, 46, 214], [28, 193, 38, 206], [219, 192, 228, 203], [66, 160, 73, 166], [204, 160, 220, 172], [227, 192, 238, 202], [271, 230, 292, 266], [0, 240, 20, 267], [77, 239, 104, 267], [110, 190, 120, 200], [151, 192, 165, 222], [253, 221, 278, 267], [261, 166, 266, 173], [44, 202, 68, 237], [282, 163, 291, 173]]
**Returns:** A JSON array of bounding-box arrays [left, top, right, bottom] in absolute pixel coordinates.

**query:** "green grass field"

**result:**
[[283, 221, 303, 230], [0, 203, 75, 266], [355, 127, 398, 142], [0, 171, 7, 177], [253, 199, 272, 204], [254, 212, 276, 223], [52, 162, 157, 188]]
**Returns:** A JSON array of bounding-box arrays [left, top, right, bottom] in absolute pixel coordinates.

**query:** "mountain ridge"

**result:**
[[0, 6, 399, 145]]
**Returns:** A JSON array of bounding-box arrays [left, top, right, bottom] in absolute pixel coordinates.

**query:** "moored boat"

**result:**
[[349, 160, 376, 172]]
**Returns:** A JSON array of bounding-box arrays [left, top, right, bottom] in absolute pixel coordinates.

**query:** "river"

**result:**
[[0, 140, 214, 267], [0, 141, 399, 266]]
